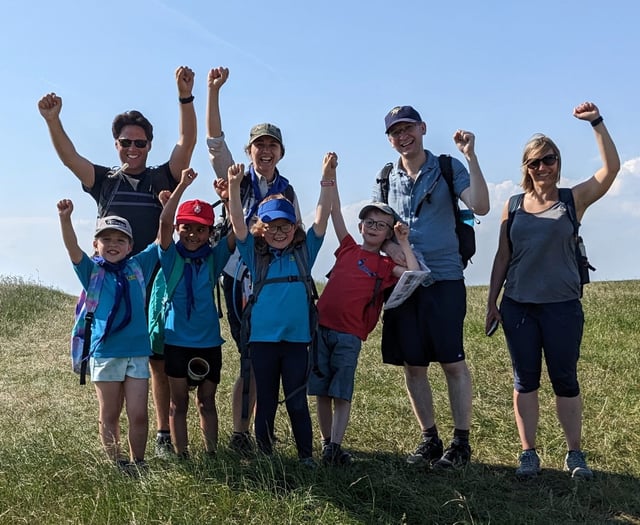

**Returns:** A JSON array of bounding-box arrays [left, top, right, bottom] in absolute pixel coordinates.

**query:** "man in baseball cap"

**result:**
[[384, 106, 422, 133]]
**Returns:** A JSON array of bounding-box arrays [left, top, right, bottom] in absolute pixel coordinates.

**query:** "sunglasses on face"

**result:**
[[118, 138, 148, 148], [264, 223, 294, 234], [362, 218, 393, 231], [526, 154, 558, 170]]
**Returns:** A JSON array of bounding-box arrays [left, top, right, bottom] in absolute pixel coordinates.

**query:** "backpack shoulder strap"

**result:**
[[439, 154, 456, 208], [506, 193, 524, 253], [375, 162, 394, 204], [165, 255, 186, 302], [77, 264, 105, 385], [558, 188, 580, 234], [84, 265, 105, 313]]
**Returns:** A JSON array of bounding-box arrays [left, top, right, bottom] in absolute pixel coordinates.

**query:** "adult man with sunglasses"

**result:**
[[38, 66, 197, 459], [374, 105, 490, 469]]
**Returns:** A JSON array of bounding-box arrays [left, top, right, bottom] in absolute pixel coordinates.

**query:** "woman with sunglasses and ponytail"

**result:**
[[486, 102, 620, 481]]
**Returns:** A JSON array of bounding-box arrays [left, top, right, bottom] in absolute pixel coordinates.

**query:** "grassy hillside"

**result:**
[[0, 276, 639, 524]]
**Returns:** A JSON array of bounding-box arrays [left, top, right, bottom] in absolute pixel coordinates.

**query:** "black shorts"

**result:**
[[164, 344, 222, 384], [381, 279, 466, 366]]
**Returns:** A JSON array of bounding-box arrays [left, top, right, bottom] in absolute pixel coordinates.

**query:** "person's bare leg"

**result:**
[[123, 377, 149, 461], [150, 358, 171, 433], [94, 381, 124, 461], [514, 389, 539, 450]]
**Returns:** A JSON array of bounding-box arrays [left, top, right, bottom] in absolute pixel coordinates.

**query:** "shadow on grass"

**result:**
[[148, 448, 640, 524]]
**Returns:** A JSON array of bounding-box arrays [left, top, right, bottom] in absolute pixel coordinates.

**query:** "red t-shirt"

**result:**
[[317, 235, 398, 341]]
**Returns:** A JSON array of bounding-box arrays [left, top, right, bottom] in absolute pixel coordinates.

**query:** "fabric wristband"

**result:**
[[179, 95, 195, 104], [320, 180, 335, 187], [590, 116, 603, 127]]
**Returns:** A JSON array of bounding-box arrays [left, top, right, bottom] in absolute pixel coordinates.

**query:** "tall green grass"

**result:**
[[0, 275, 639, 524]]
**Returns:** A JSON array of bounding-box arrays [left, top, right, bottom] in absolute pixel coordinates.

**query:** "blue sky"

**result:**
[[1, 0, 639, 294]]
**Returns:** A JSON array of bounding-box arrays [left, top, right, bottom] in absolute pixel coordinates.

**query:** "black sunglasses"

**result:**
[[526, 154, 558, 170], [118, 138, 148, 148]]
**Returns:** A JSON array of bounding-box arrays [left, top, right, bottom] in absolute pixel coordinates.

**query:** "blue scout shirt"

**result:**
[[237, 228, 323, 343], [73, 243, 159, 359], [159, 240, 232, 348]]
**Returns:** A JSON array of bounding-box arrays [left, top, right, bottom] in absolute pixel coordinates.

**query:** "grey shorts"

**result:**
[[307, 327, 362, 401]]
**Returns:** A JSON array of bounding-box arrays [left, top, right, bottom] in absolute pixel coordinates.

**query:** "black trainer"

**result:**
[[406, 437, 444, 465], [433, 441, 471, 469], [322, 442, 352, 466], [229, 431, 254, 456]]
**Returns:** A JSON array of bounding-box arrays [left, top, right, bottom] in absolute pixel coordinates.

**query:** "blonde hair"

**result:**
[[520, 134, 562, 192]]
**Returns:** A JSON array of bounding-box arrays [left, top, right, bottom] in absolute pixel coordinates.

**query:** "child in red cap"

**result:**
[[157, 168, 235, 458]]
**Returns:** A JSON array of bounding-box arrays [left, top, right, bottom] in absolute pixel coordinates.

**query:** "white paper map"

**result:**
[[383, 270, 433, 310]]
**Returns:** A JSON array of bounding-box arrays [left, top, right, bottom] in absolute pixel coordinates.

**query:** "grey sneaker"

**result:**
[[515, 449, 541, 480], [155, 434, 173, 459], [432, 441, 471, 469], [407, 437, 444, 465], [564, 450, 593, 479]]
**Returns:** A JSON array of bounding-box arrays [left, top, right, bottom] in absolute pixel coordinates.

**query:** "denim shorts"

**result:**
[[381, 279, 466, 366], [307, 327, 362, 401], [500, 296, 584, 397], [90, 355, 150, 382]]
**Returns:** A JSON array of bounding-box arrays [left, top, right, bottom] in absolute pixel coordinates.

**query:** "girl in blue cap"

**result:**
[[226, 152, 337, 466]]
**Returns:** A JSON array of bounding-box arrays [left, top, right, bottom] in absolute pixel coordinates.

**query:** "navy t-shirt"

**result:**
[[85, 163, 177, 254]]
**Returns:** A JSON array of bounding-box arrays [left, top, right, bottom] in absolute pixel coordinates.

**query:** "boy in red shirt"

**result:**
[[309, 157, 420, 465]]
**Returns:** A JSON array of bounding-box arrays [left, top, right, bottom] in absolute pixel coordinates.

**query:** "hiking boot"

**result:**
[[406, 437, 444, 465], [322, 442, 353, 466], [432, 441, 471, 469], [564, 450, 593, 480], [155, 434, 173, 459], [229, 431, 254, 456], [515, 449, 541, 480]]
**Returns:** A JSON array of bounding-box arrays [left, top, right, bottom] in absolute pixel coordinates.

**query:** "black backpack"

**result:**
[[506, 188, 595, 297], [376, 154, 476, 268]]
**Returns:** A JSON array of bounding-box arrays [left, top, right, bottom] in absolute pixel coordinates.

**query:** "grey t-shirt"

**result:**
[[504, 200, 581, 303]]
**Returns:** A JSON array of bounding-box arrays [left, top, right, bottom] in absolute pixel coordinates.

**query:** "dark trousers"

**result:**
[[250, 341, 312, 458]]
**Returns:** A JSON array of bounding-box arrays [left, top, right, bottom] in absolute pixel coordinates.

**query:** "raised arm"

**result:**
[[391, 222, 419, 277], [206, 67, 229, 140], [206, 67, 234, 179], [57, 199, 84, 264], [570, 102, 620, 221], [228, 163, 248, 241], [168, 66, 197, 181], [330, 164, 349, 242], [158, 168, 197, 249], [312, 152, 338, 237], [39, 94, 95, 187], [455, 130, 490, 216]]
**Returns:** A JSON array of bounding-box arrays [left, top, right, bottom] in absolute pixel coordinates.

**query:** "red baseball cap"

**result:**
[[176, 199, 214, 226]]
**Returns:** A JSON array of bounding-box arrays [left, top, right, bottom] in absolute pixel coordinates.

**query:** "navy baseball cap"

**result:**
[[384, 105, 422, 133]]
